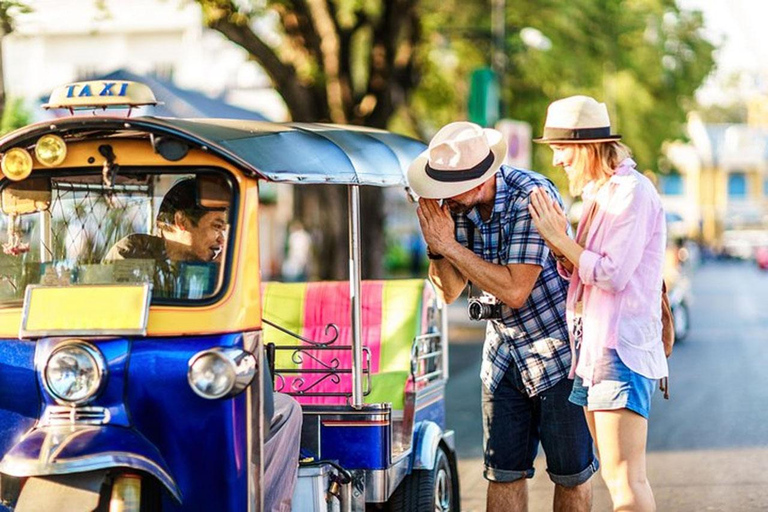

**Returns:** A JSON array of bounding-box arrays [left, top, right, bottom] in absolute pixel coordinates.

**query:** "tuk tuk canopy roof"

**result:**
[[160, 118, 426, 186], [0, 117, 427, 187]]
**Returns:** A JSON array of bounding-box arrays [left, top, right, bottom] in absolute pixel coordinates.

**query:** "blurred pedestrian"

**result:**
[[281, 221, 311, 282], [408, 121, 596, 512], [529, 95, 668, 512]]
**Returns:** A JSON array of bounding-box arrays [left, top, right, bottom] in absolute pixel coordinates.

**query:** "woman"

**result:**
[[528, 95, 668, 511]]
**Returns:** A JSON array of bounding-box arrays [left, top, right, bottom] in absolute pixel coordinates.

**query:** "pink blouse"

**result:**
[[558, 158, 669, 385]]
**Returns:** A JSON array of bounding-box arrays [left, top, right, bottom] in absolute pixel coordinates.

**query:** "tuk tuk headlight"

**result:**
[[44, 342, 106, 405], [35, 134, 67, 167], [1, 148, 33, 181], [188, 348, 256, 399]]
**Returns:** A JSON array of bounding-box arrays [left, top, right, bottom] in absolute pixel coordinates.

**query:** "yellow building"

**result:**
[[663, 113, 768, 255]]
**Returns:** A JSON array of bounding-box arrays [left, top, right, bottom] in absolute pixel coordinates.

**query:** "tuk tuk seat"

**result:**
[[261, 279, 436, 409]]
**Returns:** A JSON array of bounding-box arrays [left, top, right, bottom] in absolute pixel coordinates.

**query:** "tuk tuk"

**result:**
[[0, 81, 459, 511]]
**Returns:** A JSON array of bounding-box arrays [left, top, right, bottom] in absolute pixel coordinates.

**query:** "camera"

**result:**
[[467, 294, 503, 321]]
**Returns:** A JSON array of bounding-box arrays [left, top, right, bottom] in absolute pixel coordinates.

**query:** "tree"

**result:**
[[195, 0, 715, 277], [0, 97, 30, 134], [0, 1, 31, 123], [195, 0, 425, 279], [394, 0, 715, 190], [502, 0, 715, 180]]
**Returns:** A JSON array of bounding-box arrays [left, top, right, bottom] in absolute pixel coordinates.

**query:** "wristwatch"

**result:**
[[426, 246, 444, 260]]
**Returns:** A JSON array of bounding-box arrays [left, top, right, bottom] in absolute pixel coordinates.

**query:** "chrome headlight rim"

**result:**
[[43, 340, 107, 406], [187, 348, 256, 400]]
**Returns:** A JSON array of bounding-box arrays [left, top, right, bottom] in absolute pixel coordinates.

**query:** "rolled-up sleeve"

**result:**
[[577, 181, 655, 293]]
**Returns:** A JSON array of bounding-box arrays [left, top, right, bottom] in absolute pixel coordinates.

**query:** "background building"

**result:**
[[3, 0, 299, 277], [4, 0, 287, 121], [664, 112, 768, 256]]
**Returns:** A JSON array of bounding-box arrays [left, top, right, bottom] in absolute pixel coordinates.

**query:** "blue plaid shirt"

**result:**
[[455, 166, 571, 396]]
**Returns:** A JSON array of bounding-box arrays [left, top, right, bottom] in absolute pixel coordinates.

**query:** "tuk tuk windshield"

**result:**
[[0, 170, 234, 305]]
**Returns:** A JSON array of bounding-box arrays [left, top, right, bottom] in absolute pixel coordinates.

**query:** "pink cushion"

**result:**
[[262, 280, 431, 407]]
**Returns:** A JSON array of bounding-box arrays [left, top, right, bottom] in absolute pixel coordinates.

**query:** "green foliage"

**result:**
[[383, 235, 426, 277], [697, 102, 747, 124], [191, 0, 715, 280], [195, 0, 713, 179], [384, 240, 409, 273], [404, 0, 487, 135], [0, 97, 30, 135], [0, 0, 31, 33], [517, 0, 715, 177], [410, 0, 715, 185]]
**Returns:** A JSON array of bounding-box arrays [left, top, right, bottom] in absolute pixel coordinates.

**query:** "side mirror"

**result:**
[[1, 177, 52, 215], [197, 174, 230, 210]]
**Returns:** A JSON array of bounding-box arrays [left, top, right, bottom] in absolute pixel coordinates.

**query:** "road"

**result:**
[[445, 260, 768, 511]]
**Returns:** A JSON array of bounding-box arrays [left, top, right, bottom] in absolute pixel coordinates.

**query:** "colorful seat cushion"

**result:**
[[261, 279, 433, 409]]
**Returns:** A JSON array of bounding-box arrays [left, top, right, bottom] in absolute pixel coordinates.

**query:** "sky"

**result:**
[[677, 0, 768, 104]]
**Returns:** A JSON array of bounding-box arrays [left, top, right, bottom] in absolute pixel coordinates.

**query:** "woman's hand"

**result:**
[[528, 187, 569, 250]]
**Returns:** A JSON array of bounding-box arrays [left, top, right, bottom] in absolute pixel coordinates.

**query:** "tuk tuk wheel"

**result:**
[[385, 445, 458, 512]]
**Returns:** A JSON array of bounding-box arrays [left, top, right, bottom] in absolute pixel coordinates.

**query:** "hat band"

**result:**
[[425, 151, 494, 183], [543, 126, 612, 140]]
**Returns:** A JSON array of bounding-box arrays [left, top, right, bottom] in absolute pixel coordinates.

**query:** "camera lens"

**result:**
[[468, 301, 481, 321], [468, 297, 504, 321]]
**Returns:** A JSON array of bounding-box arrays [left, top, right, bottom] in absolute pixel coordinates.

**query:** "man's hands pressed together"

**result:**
[[416, 198, 457, 258]]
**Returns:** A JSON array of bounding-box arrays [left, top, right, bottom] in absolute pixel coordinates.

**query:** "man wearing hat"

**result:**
[[408, 122, 597, 511]]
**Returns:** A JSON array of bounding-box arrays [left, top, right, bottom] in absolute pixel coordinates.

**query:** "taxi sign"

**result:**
[[42, 80, 159, 111]]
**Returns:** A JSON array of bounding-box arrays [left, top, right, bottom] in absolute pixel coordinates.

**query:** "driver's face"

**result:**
[[186, 211, 228, 261]]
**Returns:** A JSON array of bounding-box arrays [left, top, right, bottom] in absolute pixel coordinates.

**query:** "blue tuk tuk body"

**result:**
[[0, 81, 459, 512], [0, 333, 258, 511]]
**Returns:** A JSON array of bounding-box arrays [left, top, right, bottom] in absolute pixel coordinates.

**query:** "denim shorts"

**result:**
[[569, 349, 656, 419], [482, 363, 598, 486]]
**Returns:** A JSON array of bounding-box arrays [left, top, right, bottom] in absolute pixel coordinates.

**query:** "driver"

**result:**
[[104, 178, 227, 266], [105, 178, 302, 511]]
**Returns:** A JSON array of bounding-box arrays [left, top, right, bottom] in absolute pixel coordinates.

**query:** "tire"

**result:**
[[386, 445, 458, 512], [672, 301, 690, 342]]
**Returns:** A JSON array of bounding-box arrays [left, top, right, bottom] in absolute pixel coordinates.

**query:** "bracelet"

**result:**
[[426, 246, 444, 260], [553, 252, 568, 263]]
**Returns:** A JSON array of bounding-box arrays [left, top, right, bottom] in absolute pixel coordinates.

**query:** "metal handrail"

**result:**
[[262, 318, 339, 346], [409, 329, 445, 385], [269, 337, 372, 398], [415, 350, 443, 362]]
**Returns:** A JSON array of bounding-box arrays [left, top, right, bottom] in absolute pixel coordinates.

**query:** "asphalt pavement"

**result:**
[[445, 260, 768, 511]]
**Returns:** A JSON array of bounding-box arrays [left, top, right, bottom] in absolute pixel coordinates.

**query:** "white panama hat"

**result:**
[[407, 121, 507, 199], [534, 95, 621, 144]]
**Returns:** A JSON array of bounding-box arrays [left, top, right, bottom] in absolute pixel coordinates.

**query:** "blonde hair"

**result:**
[[567, 141, 632, 197]]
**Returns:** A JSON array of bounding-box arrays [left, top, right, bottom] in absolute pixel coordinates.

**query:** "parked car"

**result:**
[[755, 247, 768, 270]]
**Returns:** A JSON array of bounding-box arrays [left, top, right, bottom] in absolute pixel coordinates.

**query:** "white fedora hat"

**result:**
[[534, 95, 621, 144], [407, 121, 507, 199]]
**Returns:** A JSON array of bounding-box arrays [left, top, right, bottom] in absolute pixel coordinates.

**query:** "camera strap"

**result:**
[[466, 222, 476, 298]]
